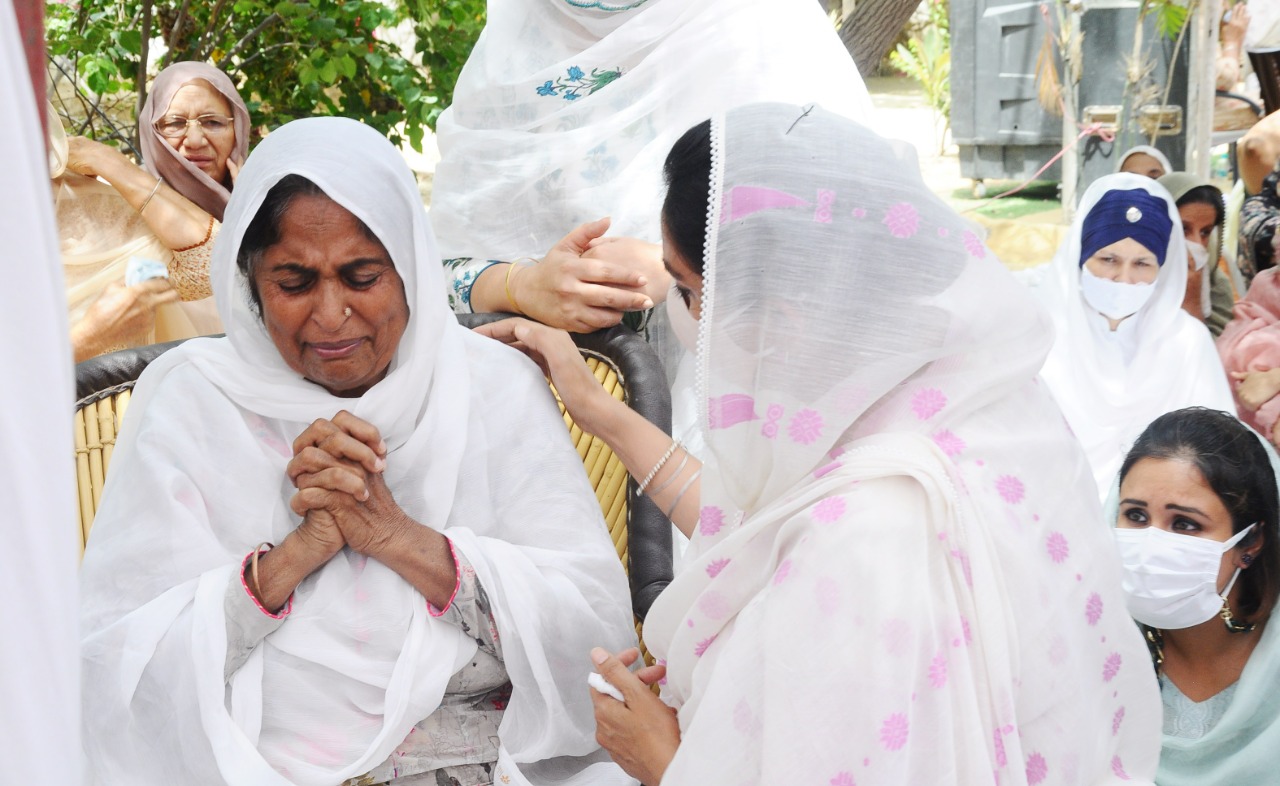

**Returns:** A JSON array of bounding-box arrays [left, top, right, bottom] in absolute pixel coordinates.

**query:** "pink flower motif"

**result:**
[[694, 635, 718, 657], [851, 207, 867, 219], [911, 388, 947, 420], [830, 773, 856, 786], [993, 726, 1008, 767], [1086, 593, 1104, 626], [772, 559, 793, 585], [788, 408, 825, 445], [1112, 706, 1125, 736], [761, 403, 784, 439], [814, 189, 836, 223], [698, 591, 731, 620], [962, 230, 987, 259], [1046, 531, 1069, 563], [814, 495, 847, 523], [1025, 752, 1048, 784], [1103, 652, 1122, 682], [883, 202, 920, 239], [996, 475, 1025, 504], [700, 506, 725, 537], [816, 576, 840, 615], [706, 558, 730, 578], [962, 617, 973, 645], [932, 429, 966, 457], [1111, 756, 1130, 780], [879, 713, 909, 751], [937, 226, 950, 237], [928, 653, 948, 688]]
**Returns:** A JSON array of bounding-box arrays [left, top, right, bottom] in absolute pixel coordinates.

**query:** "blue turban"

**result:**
[[1079, 188, 1173, 267]]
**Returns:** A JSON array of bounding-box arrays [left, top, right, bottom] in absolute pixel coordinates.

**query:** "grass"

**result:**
[[947, 181, 1061, 220]]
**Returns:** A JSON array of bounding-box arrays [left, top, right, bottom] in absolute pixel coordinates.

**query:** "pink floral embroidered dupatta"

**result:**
[[643, 103, 1161, 784]]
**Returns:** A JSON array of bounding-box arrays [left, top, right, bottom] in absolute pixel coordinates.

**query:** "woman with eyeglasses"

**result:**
[[61, 62, 248, 359]]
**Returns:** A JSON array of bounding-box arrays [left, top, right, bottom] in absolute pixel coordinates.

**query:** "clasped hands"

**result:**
[[286, 410, 410, 562]]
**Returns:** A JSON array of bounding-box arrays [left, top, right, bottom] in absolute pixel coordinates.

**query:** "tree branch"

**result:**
[[162, 0, 194, 67], [193, 0, 231, 62], [136, 0, 153, 144], [216, 12, 282, 66]]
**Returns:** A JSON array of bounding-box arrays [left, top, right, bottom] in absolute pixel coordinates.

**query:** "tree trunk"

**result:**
[[840, 0, 923, 77]]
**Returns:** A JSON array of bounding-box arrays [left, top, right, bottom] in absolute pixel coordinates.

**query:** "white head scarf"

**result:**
[[1038, 173, 1234, 502], [80, 117, 635, 785], [643, 103, 1161, 784], [1117, 145, 1174, 177], [429, 0, 873, 259]]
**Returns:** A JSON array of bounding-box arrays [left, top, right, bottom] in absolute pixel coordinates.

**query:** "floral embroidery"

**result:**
[[581, 142, 620, 184], [1025, 752, 1048, 784], [698, 591, 731, 620], [962, 230, 987, 258], [694, 635, 718, 657], [830, 773, 856, 786], [706, 557, 730, 577], [708, 393, 759, 429], [937, 226, 950, 237], [762, 403, 785, 439], [879, 712, 909, 751], [1111, 756, 1130, 780], [911, 388, 947, 419], [928, 652, 948, 688], [1112, 706, 1125, 736], [788, 408, 824, 444], [813, 495, 847, 523], [883, 202, 920, 238], [1086, 593, 1103, 626], [700, 506, 725, 537], [814, 189, 836, 223], [931, 429, 965, 456], [1046, 531, 1069, 563], [772, 559, 793, 585], [1102, 652, 1122, 682], [851, 206, 867, 219], [534, 65, 624, 100], [995, 475, 1025, 504]]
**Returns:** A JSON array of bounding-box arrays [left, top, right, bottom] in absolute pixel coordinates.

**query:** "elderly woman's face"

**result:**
[[162, 81, 236, 185], [1083, 237, 1160, 285], [254, 193, 409, 397]]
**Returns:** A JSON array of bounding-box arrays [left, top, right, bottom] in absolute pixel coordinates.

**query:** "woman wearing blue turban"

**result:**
[[1038, 173, 1235, 502]]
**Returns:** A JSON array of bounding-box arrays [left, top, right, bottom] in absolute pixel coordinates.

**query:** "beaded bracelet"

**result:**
[[646, 450, 690, 498], [638, 439, 681, 493]]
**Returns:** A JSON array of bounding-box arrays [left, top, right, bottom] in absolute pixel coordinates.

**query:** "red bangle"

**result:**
[[240, 548, 292, 619], [427, 539, 462, 617]]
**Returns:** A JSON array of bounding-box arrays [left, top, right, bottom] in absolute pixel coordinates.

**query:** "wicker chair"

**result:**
[[73, 317, 674, 622]]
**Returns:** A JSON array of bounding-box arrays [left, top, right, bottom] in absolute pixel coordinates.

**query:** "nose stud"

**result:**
[[343, 307, 352, 317]]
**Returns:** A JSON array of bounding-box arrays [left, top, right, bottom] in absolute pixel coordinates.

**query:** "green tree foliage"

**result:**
[[45, 0, 488, 152]]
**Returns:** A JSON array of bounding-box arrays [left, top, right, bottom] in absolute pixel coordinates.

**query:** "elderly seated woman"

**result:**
[[62, 62, 247, 359], [79, 117, 636, 786]]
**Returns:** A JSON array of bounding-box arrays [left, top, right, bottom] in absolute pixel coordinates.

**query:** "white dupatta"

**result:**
[[1038, 173, 1234, 502], [429, 0, 873, 260], [643, 104, 1162, 784], [80, 118, 636, 785]]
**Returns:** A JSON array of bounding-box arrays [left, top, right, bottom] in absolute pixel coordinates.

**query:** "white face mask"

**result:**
[[1188, 241, 1209, 272], [666, 281, 700, 353], [1079, 265, 1157, 321], [1114, 523, 1256, 630]]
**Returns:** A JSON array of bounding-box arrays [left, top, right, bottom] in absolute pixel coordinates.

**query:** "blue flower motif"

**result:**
[[563, 91, 580, 101], [536, 80, 557, 97], [567, 65, 585, 80]]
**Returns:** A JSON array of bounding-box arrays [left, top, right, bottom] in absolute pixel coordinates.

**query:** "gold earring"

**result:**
[[1221, 596, 1257, 634]]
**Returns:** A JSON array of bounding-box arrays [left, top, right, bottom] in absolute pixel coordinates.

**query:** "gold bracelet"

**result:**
[[139, 176, 164, 214], [504, 258, 536, 314]]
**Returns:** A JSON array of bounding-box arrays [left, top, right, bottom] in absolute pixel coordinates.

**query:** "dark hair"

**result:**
[[1119, 407, 1280, 621], [661, 119, 712, 275], [236, 174, 381, 316], [1175, 185, 1225, 229]]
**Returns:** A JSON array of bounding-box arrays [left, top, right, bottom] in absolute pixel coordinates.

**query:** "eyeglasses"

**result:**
[[154, 114, 234, 138]]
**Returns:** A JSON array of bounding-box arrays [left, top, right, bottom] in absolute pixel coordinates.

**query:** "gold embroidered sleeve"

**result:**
[[167, 218, 218, 301]]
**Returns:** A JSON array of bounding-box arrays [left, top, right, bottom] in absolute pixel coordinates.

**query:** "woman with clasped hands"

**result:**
[[80, 117, 636, 786]]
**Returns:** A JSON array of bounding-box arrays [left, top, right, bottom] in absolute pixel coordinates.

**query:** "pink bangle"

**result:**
[[427, 539, 462, 617], [240, 549, 292, 619]]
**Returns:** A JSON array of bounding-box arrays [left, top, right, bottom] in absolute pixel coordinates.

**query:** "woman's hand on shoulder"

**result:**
[[590, 647, 679, 786], [1231, 368, 1280, 411], [473, 317, 622, 436]]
